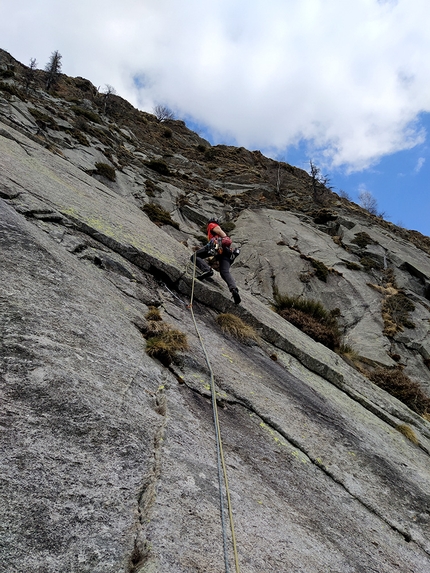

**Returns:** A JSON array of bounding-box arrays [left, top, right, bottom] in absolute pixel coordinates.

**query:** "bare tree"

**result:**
[[338, 189, 351, 200], [24, 58, 38, 92], [102, 84, 116, 114], [45, 50, 62, 91], [272, 158, 295, 198], [309, 160, 333, 204], [153, 104, 174, 122], [275, 160, 283, 198], [358, 190, 378, 215]]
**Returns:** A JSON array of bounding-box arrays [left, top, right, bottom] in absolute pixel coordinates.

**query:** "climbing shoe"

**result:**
[[231, 288, 241, 305], [197, 269, 214, 281]]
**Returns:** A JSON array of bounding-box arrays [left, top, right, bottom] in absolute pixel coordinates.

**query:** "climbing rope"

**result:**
[[189, 253, 241, 573]]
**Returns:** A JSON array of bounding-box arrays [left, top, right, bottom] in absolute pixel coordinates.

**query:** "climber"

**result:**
[[191, 218, 241, 304]]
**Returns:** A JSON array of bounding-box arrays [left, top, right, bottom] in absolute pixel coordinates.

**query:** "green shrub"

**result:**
[[176, 194, 190, 207], [70, 128, 89, 146], [194, 234, 208, 244], [71, 105, 101, 124], [310, 258, 329, 282], [369, 367, 430, 416], [197, 144, 206, 152], [145, 179, 157, 197], [95, 162, 116, 181], [163, 128, 173, 138], [359, 256, 382, 271], [345, 261, 362, 271], [0, 81, 22, 97], [204, 148, 217, 161], [142, 203, 179, 229], [28, 108, 58, 130], [146, 160, 171, 176], [313, 209, 337, 224], [338, 344, 355, 355], [351, 232, 376, 249], [0, 70, 15, 79]]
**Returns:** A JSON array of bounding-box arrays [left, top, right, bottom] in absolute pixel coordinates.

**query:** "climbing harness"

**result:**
[[188, 253, 241, 573]]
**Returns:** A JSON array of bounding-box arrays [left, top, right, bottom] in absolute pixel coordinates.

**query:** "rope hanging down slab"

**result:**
[[188, 253, 241, 573]]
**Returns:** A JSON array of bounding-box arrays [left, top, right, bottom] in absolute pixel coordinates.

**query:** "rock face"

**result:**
[[1, 49, 430, 572]]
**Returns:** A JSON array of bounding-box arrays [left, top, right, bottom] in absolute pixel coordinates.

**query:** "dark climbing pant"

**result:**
[[191, 246, 237, 292]]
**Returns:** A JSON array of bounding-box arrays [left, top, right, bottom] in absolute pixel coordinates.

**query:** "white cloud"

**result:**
[[1, 0, 430, 171], [414, 157, 425, 173]]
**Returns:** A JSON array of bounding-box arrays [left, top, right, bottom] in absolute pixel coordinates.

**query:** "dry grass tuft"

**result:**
[[145, 320, 170, 337], [145, 306, 162, 321], [381, 293, 415, 336], [216, 313, 258, 342], [139, 307, 188, 365], [146, 329, 189, 366], [338, 344, 360, 363], [396, 424, 419, 444]]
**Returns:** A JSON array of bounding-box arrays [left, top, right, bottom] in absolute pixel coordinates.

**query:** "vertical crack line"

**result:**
[[129, 386, 167, 572]]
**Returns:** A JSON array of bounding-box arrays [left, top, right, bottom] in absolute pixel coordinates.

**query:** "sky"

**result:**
[[1, 0, 429, 235]]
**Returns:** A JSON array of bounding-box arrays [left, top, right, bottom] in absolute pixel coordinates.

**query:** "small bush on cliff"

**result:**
[[360, 256, 383, 271], [146, 160, 171, 176], [95, 162, 116, 181], [351, 232, 376, 249], [369, 367, 430, 417], [310, 258, 329, 282], [299, 254, 332, 282], [0, 69, 15, 79], [142, 203, 179, 229], [381, 292, 415, 336], [69, 128, 89, 146], [273, 292, 341, 350], [345, 261, 362, 271], [0, 81, 22, 98], [71, 105, 101, 124], [28, 108, 58, 130]]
